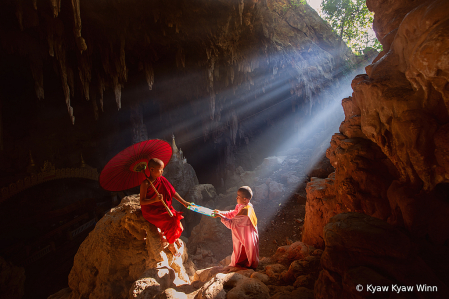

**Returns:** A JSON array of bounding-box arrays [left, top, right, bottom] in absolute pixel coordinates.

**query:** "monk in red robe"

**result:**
[[140, 158, 191, 256]]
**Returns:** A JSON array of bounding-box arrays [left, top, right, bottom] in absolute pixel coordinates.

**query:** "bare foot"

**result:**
[[157, 229, 169, 248], [168, 243, 181, 257]]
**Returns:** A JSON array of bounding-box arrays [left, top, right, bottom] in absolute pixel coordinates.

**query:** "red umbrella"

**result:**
[[99, 139, 172, 192]]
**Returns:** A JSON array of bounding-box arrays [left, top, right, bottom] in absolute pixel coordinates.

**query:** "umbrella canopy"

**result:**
[[99, 139, 172, 191]]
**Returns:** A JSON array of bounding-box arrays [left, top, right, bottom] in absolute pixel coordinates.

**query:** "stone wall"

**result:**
[[303, 0, 449, 296], [303, 0, 449, 249]]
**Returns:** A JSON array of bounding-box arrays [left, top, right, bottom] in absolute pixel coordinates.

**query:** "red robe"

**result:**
[[141, 176, 183, 244]]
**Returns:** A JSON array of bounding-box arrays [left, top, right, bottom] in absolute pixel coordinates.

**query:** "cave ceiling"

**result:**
[[0, 0, 355, 187], [0, 0, 350, 121]]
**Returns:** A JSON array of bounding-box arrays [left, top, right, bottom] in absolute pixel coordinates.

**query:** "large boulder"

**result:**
[[302, 174, 342, 248], [49, 195, 193, 299], [197, 273, 270, 299]]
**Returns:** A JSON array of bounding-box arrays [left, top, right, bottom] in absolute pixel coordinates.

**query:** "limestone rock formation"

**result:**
[[163, 141, 200, 199], [190, 240, 322, 299], [302, 0, 449, 295], [303, 0, 449, 250], [49, 195, 193, 299]]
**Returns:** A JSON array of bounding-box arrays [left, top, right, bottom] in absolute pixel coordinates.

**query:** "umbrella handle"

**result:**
[[148, 179, 174, 218]]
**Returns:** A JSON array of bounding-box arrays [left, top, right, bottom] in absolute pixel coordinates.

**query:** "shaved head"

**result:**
[[148, 158, 164, 169], [238, 186, 253, 200]]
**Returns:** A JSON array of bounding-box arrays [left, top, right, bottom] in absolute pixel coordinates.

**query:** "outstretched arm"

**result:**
[[173, 192, 191, 208]]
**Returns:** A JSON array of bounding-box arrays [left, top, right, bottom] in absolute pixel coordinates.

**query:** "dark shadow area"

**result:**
[[0, 179, 112, 299]]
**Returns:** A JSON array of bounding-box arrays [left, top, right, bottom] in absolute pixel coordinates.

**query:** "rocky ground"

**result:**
[[175, 130, 336, 298]]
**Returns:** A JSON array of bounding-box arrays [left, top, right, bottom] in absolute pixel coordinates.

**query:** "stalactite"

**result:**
[[245, 63, 251, 74], [50, 0, 61, 18], [98, 74, 105, 112], [16, 0, 23, 31], [79, 53, 92, 100], [71, 0, 86, 52], [230, 67, 234, 84], [250, 57, 259, 71], [208, 68, 214, 87], [210, 89, 215, 120], [230, 110, 238, 145], [144, 61, 154, 90], [30, 58, 44, 100], [55, 39, 75, 124], [230, 47, 235, 64], [67, 66, 75, 97], [33, 0, 37, 10], [208, 57, 215, 88], [214, 67, 219, 79], [118, 38, 127, 81], [113, 76, 122, 110], [239, 0, 244, 26], [47, 20, 55, 57]]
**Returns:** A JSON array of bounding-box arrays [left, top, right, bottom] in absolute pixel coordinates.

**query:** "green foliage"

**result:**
[[290, 0, 307, 7], [320, 0, 382, 54]]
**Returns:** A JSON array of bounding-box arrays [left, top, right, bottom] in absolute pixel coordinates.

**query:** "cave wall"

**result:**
[[0, 0, 356, 191], [303, 0, 449, 294]]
